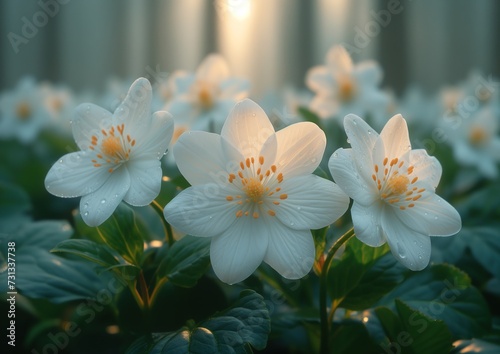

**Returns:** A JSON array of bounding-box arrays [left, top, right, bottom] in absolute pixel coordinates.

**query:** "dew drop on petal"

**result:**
[[397, 242, 406, 259], [333, 152, 338, 158], [83, 202, 88, 209], [59, 159, 63, 163], [434, 216, 438, 220], [100, 199, 106, 204], [84, 211, 89, 216], [290, 222, 295, 226], [311, 157, 317, 163], [347, 139, 351, 144]]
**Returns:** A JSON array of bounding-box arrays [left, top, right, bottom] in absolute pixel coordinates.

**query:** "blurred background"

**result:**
[[1, 0, 499, 98]]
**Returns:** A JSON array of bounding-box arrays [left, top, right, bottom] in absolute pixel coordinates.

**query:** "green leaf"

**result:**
[[0, 181, 31, 217], [297, 106, 321, 126], [76, 203, 144, 266], [327, 237, 404, 310], [128, 290, 270, 353], [330, 319, 381, 354], [156, 235, 211, 288], [466, 225, 500, 279], [51, 239, 139, 281], [0, 221, 109, 303], [375, 300, 453, 354], [376, 264, 491, 339]]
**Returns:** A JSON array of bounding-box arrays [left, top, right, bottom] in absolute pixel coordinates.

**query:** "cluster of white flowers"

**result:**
[[7, 46, 499, 283]]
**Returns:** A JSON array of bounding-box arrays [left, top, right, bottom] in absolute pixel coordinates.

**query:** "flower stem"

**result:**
[[151, 199, 174, 246], [319, 227, 355, 354]]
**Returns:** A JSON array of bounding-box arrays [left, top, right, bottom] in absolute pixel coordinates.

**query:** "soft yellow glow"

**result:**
[[106, 325, 120, 334], [162, 176, 171, 182], [226, 0, 251, 20]]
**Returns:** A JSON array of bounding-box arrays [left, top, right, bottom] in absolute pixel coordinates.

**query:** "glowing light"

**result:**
[[162, 176, 171, 182], [106, 325, 120, 334], [226, 0, 251, 19]]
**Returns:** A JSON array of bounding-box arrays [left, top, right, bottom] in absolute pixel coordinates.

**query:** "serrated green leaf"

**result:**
[[0, 221, 109, 303], [330, 319, 381, 354], [76, 203, 144, 265], [327, 237, 403, 310], [375, 300, 453, 354], [52, 239, 122, 268], [51, 239, 140, 281], [376, 264, 491, 339], [395, 299, 453, 354], [156, 235, 210, 287], [129, 290, 270, 354]]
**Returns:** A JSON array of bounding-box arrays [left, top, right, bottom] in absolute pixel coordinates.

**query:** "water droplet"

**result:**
[[367, 130, 372, 135], [209, 216, 213, 220], [424, 212, 428, 216], [418, 254, 422, 260], [347, 139, 351, 144], [333, 152, 338, 158], [59, 159, 63, 163], [69, 120, 73, 124], [296, 206, 301, 211], [114, 194, 119, 198], [84, 211, 89, 216], [252, 113, 256, 117], [100, 199, 106, 204], [434, 216, 438, 220], [163, 151, 167, 156], [311, 157, 317, 163], [290, 222, 295, 226], [397, 243, 406, 259], [46, 185, 51, 190], [352, 120, 357, 125], [83, 202, 89, 209]]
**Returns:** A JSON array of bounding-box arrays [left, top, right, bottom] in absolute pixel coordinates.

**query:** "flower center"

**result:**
[[243, 177, 265, 202], [196, 81, 215, 109], [386, 175, 409, 195], [338, 76, 356, 102], [88, 123, 136, 173], [50, 97, 63, 112], [226, 156, 287, 219], [16, 102, 32, 121], [172, 126, 188, 144], [372, 156, 425, 211], [468, 126, 488, 146]]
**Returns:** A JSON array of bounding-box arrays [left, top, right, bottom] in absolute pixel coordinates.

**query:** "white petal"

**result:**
[[343, 114, 378, 174], [328, 148, 378, 206], [174, 131, 229, 186], [164, 184, 239, 237], [114, 78, 152, 124], [395, 193, 462, 237], [274, 122, 326, 179], [409, 149, 442, 190], [196, 54, 230, 83], [309, 95, 340, 119], [273, 175, 349, 230], [382, 210, 431, 271], [354, 61, 383, 86], [264, 221, 314, 279], [73, 103, 113, 151], [351, 202, 386, 247], [45, 151, 110, 198], [219, 78, 250, 99], [123, 159, 162, 206], [305, 66, 335, 95], [221, 99, 275, 158], [326, 45, 353, 73], [210, 218, 268, 284], [80, 166, 131, 227], [379, 114, 411, 158], [132, 111, 174, 159]]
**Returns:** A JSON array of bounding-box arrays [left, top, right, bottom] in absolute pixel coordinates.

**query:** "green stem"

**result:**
[[151, 199, 174, 246], [149, 277, 167, 307], [319, 227, 355, 354]]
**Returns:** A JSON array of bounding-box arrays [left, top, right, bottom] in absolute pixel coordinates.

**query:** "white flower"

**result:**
[[45, 78, 174, 226], [329, 114, 461, 270], [165, 53, 250, 136], [306, 45, 389, 126], [448, 106, 500, 178], [164, 99, 349, 284], [0, 77, 50, 143], [40, 82, 76, 136]]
